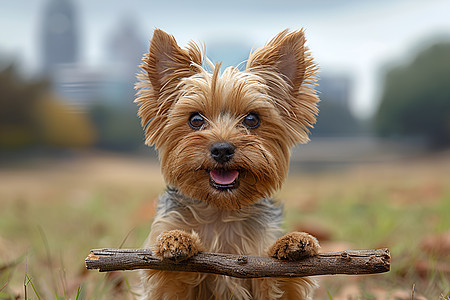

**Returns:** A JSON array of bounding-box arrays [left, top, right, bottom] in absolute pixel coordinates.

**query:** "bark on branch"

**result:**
[[85, 248, 390, 278]]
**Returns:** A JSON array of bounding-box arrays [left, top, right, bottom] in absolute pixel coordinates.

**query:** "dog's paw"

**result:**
[[269, 232, 320, 261], [153, 230, 203, 262]]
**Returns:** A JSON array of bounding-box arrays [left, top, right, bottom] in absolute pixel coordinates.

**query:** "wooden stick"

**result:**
[[85, 248, 390, 278]]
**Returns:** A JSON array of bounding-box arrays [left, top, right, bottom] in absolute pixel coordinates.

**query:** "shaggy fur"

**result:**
[[135, 28, 320, 299]]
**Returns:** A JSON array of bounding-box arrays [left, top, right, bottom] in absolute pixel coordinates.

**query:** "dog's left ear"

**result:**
[[246, 29, 319, 145], [136, 29, 202, 147]]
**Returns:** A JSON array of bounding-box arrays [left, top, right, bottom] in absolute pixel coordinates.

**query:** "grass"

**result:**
[[0, 151, 449, 299]]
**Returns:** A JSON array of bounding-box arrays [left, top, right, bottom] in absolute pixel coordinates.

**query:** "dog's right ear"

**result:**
[[135, 29, 202, 147], [145, 29, 202, 94]]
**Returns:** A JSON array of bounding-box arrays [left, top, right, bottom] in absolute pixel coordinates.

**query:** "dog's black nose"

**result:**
[[210, 142, 235, 164]]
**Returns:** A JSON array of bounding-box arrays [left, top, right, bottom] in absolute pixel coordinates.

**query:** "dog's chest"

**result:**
[[145, 192, 288, 297], [195, 210, 270, 255], [157, 192, 284, 256]]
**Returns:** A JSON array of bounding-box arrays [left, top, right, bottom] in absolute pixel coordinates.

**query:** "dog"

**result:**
[[135, 28, 320, 300]]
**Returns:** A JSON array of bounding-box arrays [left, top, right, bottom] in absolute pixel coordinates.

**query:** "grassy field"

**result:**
[[0, 151, 449, 299]]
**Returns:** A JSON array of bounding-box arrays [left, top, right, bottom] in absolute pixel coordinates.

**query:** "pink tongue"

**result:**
[[210, 169, 239, 185]]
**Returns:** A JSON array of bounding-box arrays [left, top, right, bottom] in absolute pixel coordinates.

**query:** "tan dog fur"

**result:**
[[135, 28, 320, 299]]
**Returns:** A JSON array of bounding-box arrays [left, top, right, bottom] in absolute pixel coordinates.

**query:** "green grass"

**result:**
[[0, 152, 449, 299]]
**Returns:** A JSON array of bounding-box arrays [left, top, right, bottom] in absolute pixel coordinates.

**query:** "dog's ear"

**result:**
[[146, 29, 202, 94], [246, 29, 319, 145], [135, 29, 202, 147]]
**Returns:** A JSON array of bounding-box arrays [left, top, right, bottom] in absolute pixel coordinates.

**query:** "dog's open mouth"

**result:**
[[209, 169, 239, 190]]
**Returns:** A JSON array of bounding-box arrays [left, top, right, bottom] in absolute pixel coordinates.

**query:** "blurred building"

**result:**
[[317, 74, 352, 108], [41, 0, 89, 110], [107, 17, 146, 81], [38, 1, 353, 114], [310, 73, 360, 137], [52, 65, 105, 109], [41, 0, 78, 73], [103, 16, 147, 104], [40, 0, 146, 110]]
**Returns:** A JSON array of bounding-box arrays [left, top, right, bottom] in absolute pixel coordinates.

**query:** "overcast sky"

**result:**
[[1, 0, 450, 118]]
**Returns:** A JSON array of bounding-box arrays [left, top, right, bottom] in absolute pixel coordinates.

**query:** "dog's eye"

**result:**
[[243, 113, 260, 129], [189, 113, 205, 129]]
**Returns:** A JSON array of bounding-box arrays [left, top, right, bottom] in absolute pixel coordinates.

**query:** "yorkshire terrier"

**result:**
[[135, 28, 320, 300]]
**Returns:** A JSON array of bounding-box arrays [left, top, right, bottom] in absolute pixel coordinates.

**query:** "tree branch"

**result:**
[[85, 248, 390, 278]]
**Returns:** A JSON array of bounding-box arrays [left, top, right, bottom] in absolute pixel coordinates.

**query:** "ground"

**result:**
[[0, 150, 449, 299]]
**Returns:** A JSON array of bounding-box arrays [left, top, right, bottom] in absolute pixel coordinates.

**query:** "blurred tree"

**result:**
[[34, 96, 95, 147], [0, 64, 47, 148], [0, 62, 95, 150], [88, 102, 143, 151], [375, 41, 450, 148]]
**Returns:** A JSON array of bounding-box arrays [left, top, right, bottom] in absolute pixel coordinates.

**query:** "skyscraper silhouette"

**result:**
[[41, 0, 78, 73]]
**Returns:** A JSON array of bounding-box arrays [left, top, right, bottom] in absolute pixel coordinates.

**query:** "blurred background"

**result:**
[[0, 0, 449, 299]]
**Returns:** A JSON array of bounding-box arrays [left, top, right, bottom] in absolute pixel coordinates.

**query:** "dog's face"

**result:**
[[136, 29, 319, 210]]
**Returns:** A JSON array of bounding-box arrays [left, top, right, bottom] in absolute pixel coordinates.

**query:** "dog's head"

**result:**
[[136, 29, 319, 210]]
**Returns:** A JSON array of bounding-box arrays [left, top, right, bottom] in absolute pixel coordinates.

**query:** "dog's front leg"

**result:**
[[139, 229, 205, 300], [269, 231, 320, 260], [153, 229, 204, 262], [264, 232, 320, 300]]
